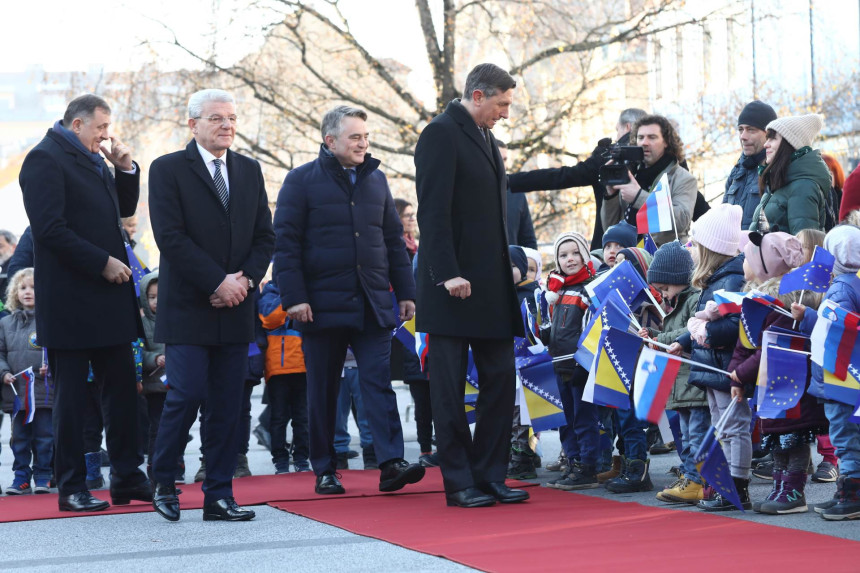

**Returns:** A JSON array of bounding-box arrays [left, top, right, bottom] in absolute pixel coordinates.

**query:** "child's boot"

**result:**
[[597, 455, 622, 483], [605, 458, 653, 493], [698, 476, 752, 511], [760, 470, 808, 514], [194, 456, 206, 483], [234, 453, 252, 478], [657, 476, 704, 504], [753, 469, 783, 512], [85, 452, 105, 490], [814, 475, 842, 514], [821, 476, 860, 521], [546, 463, 598, 491], [545, 451, 568, 473], [507, 448, 537, 480]]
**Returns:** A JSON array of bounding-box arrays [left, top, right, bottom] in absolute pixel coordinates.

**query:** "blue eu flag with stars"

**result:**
[[779, 246, 835, 294], [758, 346, 809, 419], [695, 427, 745, 512], [587, 260, 651, 312]]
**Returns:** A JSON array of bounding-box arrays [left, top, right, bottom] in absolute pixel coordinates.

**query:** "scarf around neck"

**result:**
[[53, 120, 104, 175], [634, 152, 675, 191], [547, 261, 596, 292]]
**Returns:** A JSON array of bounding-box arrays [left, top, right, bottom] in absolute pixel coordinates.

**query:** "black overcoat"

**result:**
[[148, 141, 274, 345], [414, 100, 523, 339], [20, 129, 142, 349]]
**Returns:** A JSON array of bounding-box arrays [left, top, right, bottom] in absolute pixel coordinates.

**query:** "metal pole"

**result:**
[[751, 0, 757, 99], [809, 0, 817, 107]]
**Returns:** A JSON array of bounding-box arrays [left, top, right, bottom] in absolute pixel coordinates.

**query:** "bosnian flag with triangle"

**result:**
[[636, 174, 673, 234]]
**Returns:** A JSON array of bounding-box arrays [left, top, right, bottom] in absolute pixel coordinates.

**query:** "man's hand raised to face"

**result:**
[[101, 136, 134, 172]]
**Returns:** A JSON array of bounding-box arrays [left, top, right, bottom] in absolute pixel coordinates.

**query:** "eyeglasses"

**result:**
[[401, 213, 416, 220], [194, 115, 238, 126]]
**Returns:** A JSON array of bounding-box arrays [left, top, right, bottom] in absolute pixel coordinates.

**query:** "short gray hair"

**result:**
[[463, 63, 516, 101], [188, 89, 235, 119], [0, 230, 16, 246], [63, 94, 111, 126], [320, 105, 368, 141], [618, 108, 647, 127]]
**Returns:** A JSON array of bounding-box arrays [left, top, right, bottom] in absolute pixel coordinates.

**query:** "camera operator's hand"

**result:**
[[617, 170, 642, 204]]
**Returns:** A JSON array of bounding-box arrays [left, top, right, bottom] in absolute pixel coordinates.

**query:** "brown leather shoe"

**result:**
[[597, 455, 622, 483]]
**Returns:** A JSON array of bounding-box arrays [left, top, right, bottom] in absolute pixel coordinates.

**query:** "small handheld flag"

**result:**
[[587, 260, 664, 317], [757, 346, 809, 419], [588, 327, 642, 409], [125, 242, 150, 297], [575, 289, 634, 370], [517, 351, 566, 432], [636, 176, 674, 235], [20, 367, 36, 424], [712, 290, 745, 316], [695, 399, 745, 512], [810, 300, 860, 382], [633, 347, 682, 424], [779, 246, 835, 294]]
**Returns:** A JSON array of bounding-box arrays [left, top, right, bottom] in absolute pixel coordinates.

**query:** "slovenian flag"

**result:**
[[713, 290, 745, 316], [811, 300, 860, 383], [635, 174, 674, 234], [21, 367, 36, 424], [633, 347, 681, 424]]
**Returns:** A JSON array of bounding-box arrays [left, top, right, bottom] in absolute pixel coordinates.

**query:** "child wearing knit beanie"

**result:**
[[543, 232, 601, 492], [673, 203, 754, 511], [792, 224, 860, 520], [601, 222, 638, 270], [643, 241, 709, 504]]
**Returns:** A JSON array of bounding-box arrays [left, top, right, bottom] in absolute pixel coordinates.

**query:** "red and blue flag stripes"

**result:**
[[633, 347, 681, 424]]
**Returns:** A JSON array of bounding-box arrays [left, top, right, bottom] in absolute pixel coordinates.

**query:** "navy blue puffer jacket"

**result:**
[[273, 146, 415, 332], [676, 254, 746, 392]]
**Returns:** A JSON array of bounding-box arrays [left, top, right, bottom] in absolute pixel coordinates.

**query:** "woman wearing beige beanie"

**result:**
[[749, 114, 831, 235]]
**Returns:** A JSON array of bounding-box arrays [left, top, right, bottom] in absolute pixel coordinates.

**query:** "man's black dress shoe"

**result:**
[[153, 483, 180, 522], [58, 491, 110, 512], [478, 481, 529, 503], [445, 487, 496, 508], [315, 472, 346, 495], [111, 480, 153, 505], [202, 497, 256, 521], [379, 459, 425, 492]]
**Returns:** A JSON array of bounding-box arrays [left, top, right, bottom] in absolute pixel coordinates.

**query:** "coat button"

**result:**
[[357, 264, 361, 270], [355, 232, 360, 237], [351, 201, 355, 206]]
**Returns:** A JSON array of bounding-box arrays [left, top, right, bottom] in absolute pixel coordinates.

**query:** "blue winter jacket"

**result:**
[[800, 273, 860, 401], [677, 254, 746, 392], [273, 146, 415, 332]]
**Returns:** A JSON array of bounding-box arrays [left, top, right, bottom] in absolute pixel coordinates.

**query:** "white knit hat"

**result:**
[[521, 247, 543, 275], [824, 224, 860, 275], [690, 203, 743, 256], [553, 232, 591, 273], [766, 114, 824, 150]]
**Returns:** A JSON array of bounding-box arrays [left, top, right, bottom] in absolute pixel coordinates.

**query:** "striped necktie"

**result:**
[[212, 158, 229, 211]]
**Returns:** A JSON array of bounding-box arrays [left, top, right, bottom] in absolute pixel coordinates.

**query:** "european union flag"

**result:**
[[779, 246, 835, 294], [695, 427, 745, 512], [125, 243, 150, 297], [586, 260, 653, 313], [757, 346, 808, 419]]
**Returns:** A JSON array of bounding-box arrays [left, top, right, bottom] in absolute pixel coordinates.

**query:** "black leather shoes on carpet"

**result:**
[[110, 481, 153, 505], [445, 487, 496, 508], [202, 497, 256, 521], [58, 491, 110, 512], [153, 483, 180, 522], [478, 481, 530, 503], [315, 472, 346, 495], [379, 459, 425, 492]]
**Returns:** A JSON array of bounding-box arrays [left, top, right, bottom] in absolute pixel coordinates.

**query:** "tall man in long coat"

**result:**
[[414, 63, 528, 508], [20, 94, 151, 512], [148, 89, 274, 522]]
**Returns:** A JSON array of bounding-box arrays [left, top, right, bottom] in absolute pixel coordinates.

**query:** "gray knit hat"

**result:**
[[766, 114, 824, 150], [824, 224, 860, 275], [647, 241, 694, 286]]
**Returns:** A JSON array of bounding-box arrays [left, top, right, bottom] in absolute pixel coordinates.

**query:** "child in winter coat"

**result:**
[[794, 224, 860, 520], [728, 232, 827, 514], [543, 232, 601, 490], [671, 204, 751, 511], [0, 268, 53, 495], [642, 242, 708, 504]]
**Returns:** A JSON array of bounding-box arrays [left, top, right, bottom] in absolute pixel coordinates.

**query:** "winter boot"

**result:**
[[605, 458, 653, 493], [234, 453, 252, 478], [657, 476, 704, 504], [647, 425, 671, 455], [545, 463, 599, 491], [545, 451, 568, 473], [698, 477, 752, 511], [597, 455, 622, 484], [507, 448, 537, 480], [194, 456, 206, 483], [814, 476, 843, 514], [85, 452, 105, 490], [760, 470, 808, 514], [753, 469, 783, 513], [821, 476, 860, 521], [362, 446, 378, 470], [752, 459, 774, 480], [811, 461, 839, 483]]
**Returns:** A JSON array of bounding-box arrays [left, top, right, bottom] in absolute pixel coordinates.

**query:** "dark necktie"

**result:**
[[347, 168, 357, 185], [213, 158, 229, 211]]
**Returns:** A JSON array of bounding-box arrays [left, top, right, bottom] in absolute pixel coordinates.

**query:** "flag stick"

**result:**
[[716, 395, 740, 435], [648, 350, 732, 377], [666, 186, 679, 243], [792, 290, 804, 330], [8, 383, 18, 396]]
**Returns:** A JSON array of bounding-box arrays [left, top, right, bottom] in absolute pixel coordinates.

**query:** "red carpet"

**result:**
[[0, 467, 486, 523], [271, 486, 860, 572]]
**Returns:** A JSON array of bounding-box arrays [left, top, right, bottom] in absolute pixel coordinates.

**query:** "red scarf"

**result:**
[[402, 233, 418, 255], [546, 261, 595, 293]]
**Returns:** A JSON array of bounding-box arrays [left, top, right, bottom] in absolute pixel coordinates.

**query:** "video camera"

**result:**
[[598, 143, 645, 186]]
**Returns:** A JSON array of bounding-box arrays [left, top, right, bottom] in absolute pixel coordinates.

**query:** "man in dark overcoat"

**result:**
[[20, 94, 150, 512], [274, 105, 424, 496], [414, 63, 529, 508], [148, 88, 274, 522]]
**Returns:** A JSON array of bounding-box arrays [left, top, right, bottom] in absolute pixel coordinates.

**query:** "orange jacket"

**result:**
[[259, 282, 306, 379]]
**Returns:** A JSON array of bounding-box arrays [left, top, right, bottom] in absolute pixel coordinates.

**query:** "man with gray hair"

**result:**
[[274, 104, 423, 496], [148, 88, 274, 522], [20, 94, 150, 512], [0, 229, 18, 297]]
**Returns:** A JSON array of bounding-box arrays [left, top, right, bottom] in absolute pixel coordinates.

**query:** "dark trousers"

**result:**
[[48, 345, 146, 496], [408, 380, 433, 453], [82, 377, 104, 453], [428, 335, 515, 494], [151, 344, 245, 503], [302, 323, 404, 476], [269, 373, 309, 465], [11, 409, 54, 483], [557, 376, 599, 467]]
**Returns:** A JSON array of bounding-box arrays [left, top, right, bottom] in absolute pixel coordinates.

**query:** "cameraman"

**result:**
[[508, 109, 647, 250], [601, 114, 698, 245]]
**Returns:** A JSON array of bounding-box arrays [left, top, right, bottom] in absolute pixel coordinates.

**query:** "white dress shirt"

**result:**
[[196, 142, 230, 195]]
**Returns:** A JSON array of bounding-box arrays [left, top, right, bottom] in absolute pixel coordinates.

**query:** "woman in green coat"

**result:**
[[750, 114, 830, 234]]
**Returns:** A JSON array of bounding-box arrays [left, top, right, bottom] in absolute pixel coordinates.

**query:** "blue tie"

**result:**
[[347, 168, 357, 185], [213, 158, 229, 211]]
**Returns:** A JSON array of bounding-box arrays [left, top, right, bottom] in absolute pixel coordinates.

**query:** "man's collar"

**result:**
[[195, 141, 226, 163]]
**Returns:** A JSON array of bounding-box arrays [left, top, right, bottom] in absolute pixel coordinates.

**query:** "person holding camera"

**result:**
[[601, 114, 698, 245]]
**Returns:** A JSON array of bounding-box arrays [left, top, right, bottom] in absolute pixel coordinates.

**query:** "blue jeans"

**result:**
[[616, 396, 648, 462], [11, 409, 54, 483], [334, 368, 373, 452], [676, 406, 710, 484], [823, 401, 860, 478], [556, 376, 599, 467], [598, 406, 619, 470]]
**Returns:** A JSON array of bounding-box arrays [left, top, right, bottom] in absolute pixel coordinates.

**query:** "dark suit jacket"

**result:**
[[273, 146, 415, 332], [148, 141, 274, 345], [414, 100, 523, 339], [506, 190, 537, 249], [20, 129, 142, 349]]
